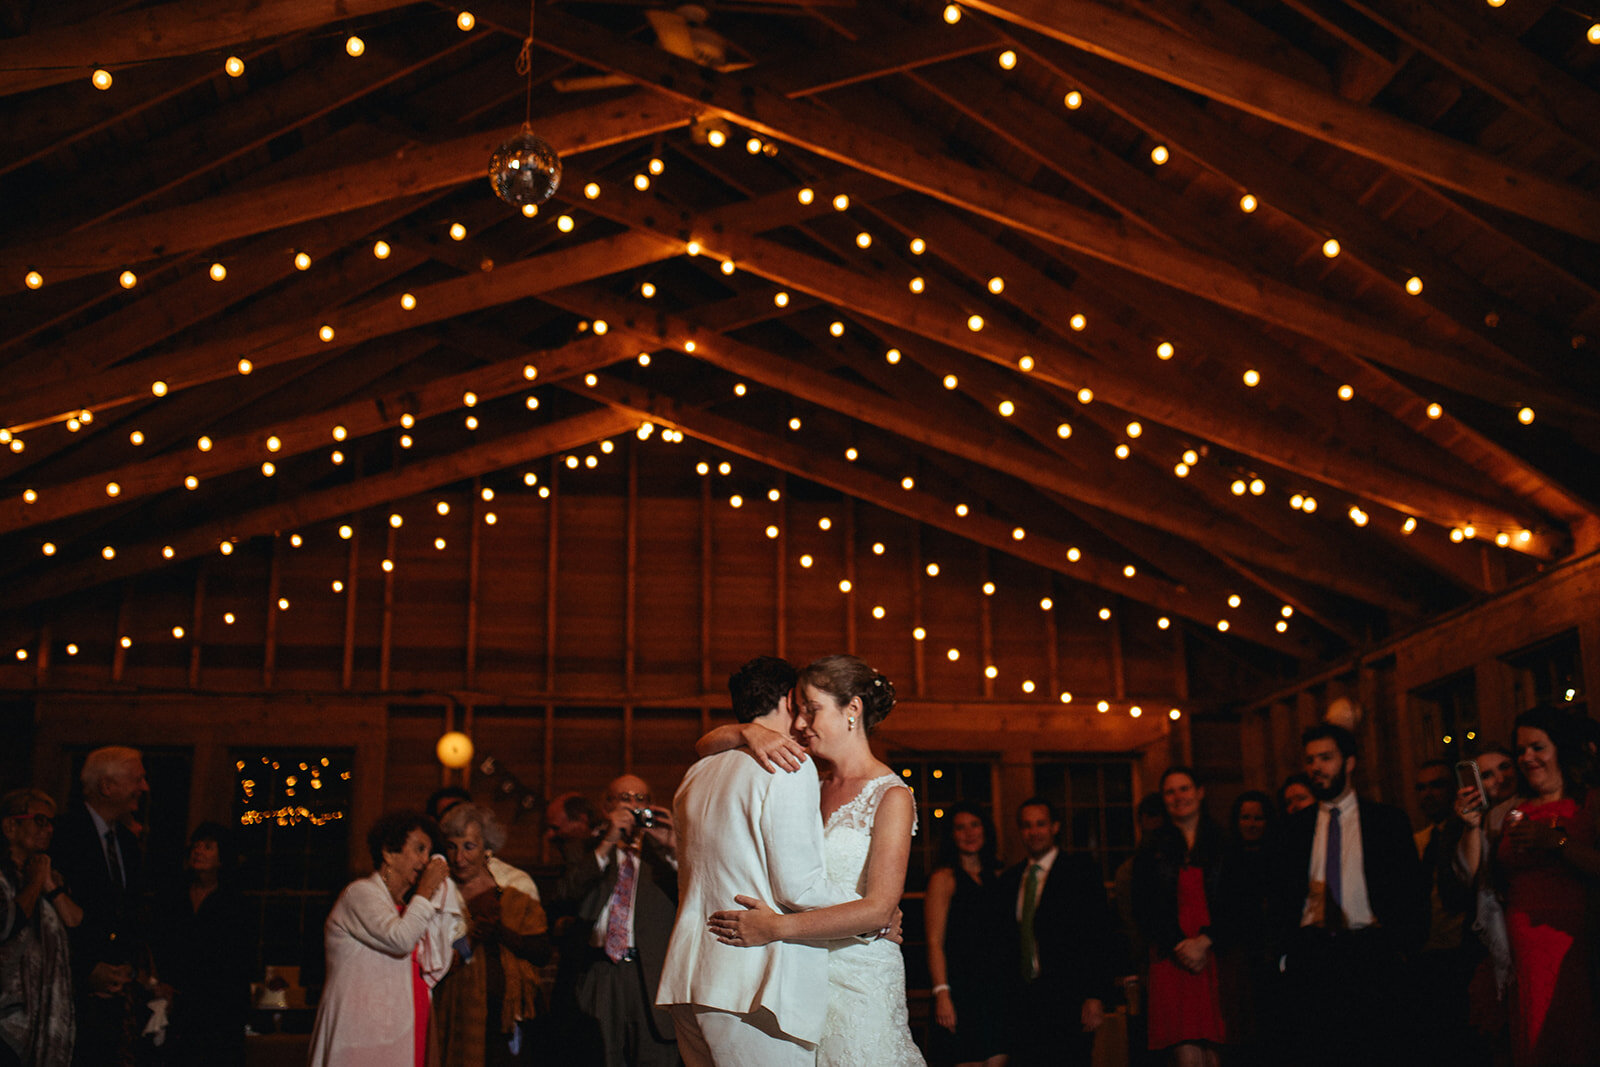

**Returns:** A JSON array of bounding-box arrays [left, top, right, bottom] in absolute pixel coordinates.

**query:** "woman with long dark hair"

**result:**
[[1457, 706, 1600, 1066], [1132, 767, 1228, 1067], [924, 801, 1008, 1067]]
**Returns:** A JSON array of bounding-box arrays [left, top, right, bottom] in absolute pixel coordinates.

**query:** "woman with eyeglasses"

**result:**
[[1, 788, 82, 1067]]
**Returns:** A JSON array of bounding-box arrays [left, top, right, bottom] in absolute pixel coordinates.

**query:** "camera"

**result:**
[[631, 808, 657, 829]]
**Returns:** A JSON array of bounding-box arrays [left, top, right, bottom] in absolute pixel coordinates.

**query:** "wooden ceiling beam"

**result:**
[[568, 183, 1550, 536], [1, 230, 679, 430], [527, 9, 1581, 411], [0, 334, 628, 535], [3, 408, 639, 609], [0, 0, 423, 96], [547, 287, 1430, 613], [578, 375, 1309, 655], [3, 197, 440, 394], [961, 0, 1600, 241], [0, 92, 697, 292], [21, 33, 474, 237], [1027, 45, 1593, 381], [1344, 0, 1600, 161]]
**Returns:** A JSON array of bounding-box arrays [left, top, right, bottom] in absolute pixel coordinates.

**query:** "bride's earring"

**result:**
[[848, 715, 856, 729]]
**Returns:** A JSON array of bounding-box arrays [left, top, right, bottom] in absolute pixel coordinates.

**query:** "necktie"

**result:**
[[604, 852, 636, 962], [1324, 806, 1343, 928], [104, 828, 124, 888], [1019, 862, 1041, 981]]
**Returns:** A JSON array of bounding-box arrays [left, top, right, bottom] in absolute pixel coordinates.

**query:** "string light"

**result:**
[[902, 476, 915, 490], [1064, 90, 1082, 109], [583, 182, 600, 199], [856, 232, 872, 249], [1077, 388, 1093, 404], [1069, 314, 1086, 331], [1040, 597, 1053, 610], [1426, 402, 1443, 419], [832, 194, 850, 211], [1405, 276, 1424, 295], [1338, 384, 1355, 401], [967, 314, 984, 331], [1158, 617, 1170, 629], [346, 35, 365, 56], [22, 488, 36, 502], [1125, 421, 1143, 438], [1517, 407, 1535, 424], [1322, 238, 1341, 258], [1249, 479, 1266, 496], [92, 68, 113, 90], [1097, 700, 1109, 712], [1239, 193, 1258, 213], [1150, 145, 1169, 165], [1056, 423, 1072, 439], [209, 262, 227, 281], [24, 270, 43, 289], [1243, 369, 1260, 386], [237, 358, 252, 374], [225, 56, 245, 76], [884, 348, 900, 364], [943, 374, 959, 389], [998, 49, 1017, 69], [926, 562, 940, 576], [1157, 341, 1174, 360], [294, 251, 311, 270], [1115, 444, 1130, 459], [457, 10, 474, 29], [909, 238, 926, 254], [151, 381, 168, 397], [119, 270, 137, 289], [909, 277, 925, 293], [372, 240, 391, 259]]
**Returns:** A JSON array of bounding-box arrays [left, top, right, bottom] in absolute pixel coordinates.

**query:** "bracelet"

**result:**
[[43, 886, 65, 901], [931, 984, 951, 995]]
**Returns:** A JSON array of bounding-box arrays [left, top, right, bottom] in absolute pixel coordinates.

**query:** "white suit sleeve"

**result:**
[[763, 768, 858, 911]]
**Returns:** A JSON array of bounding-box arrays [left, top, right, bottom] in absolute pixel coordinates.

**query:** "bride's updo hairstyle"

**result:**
[[799, 654, 896, 734]]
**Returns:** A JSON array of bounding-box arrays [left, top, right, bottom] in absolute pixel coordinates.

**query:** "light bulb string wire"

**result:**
[[517, 0, 536, 130]]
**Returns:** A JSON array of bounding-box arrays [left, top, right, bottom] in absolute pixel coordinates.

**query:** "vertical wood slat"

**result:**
[[624, 704, 635, 775], [462, 701, 475, 789], [1172, 626, 1193, 765], [700, 475, 712, 695], [442, 703, 454, 788], [263, 534, 281, 689], [1045, 575, 1060, 697], [912, 520, 925, 698], [188, 563, 206, 689], [541, 701, 555, 863], [775, 473, 787, 661], [34, 624, 50, 685], [380, 524, 396, 691], [980, 548, 994, 698], [625, 447, 637, 694], [466, 478, 483, 690], [844, 498, 857, 655], [545, 464, 559, 693], [112, 582, 130, 683], [1110, 601, 1126, 700], [341, 521, 360, 690]]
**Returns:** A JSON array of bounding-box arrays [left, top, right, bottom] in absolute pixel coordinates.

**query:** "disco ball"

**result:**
[[489, 126, 562, 208]]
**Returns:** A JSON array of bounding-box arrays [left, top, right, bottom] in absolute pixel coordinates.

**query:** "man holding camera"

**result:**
[[553, 774, 680, 1066]]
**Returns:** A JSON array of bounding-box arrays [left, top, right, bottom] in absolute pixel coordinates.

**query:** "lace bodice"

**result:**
[[822, 774, 917, 894]]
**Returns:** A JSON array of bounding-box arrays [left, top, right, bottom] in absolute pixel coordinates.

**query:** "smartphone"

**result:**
[[1455, 760, 1487, 812]]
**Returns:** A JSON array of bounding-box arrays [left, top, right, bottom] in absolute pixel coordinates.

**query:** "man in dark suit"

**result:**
[[553, 774, 679, 1067], [1000, 796, 1118, 1067], [1270, 722, 1425, 1067], [49, 745, 150, 1067]]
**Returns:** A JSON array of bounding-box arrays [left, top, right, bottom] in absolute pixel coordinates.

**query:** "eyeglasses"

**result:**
[[4, 813, 52, 828], [611, 792, 650, 805]]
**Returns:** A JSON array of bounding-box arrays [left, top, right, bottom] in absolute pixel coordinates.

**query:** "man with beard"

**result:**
[[1269, 722, 1424, 1067]]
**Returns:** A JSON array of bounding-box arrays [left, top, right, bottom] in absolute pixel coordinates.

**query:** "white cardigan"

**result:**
[[307, 873, 464, 1066]]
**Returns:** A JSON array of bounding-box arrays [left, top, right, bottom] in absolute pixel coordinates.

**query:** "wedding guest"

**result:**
[[1133, 768, 1227, 1067], [924, 801, 1007, 1067], [149, 822, 251, 1065], [1, 788, 80, 1067], [1276, 774, 1314, 817], [1456, 706, 1599, 1066], [48, 746, 148, 1067], [308, 811, 455, 1067], [428, 803, 550, 1066]]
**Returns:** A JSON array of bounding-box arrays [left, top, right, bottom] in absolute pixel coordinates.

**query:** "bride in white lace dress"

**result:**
[[707, 655, 926, 1066]]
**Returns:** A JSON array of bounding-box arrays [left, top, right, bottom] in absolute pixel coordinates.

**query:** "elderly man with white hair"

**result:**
[[49, 745, 149, 1067]]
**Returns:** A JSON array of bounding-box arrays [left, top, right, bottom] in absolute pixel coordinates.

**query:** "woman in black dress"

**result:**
[[924, 801, 1008, 1067], [150, 822, 252, 1066]]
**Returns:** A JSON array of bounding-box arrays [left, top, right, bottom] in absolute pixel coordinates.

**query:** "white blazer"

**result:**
[[656, 750, 857, 1045]]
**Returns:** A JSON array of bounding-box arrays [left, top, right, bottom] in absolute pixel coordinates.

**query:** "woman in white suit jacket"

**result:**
[[308, 812, 462, 1067]]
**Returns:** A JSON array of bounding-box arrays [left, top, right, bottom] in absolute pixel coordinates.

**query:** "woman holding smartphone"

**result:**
[[1457, 706, 1600, 1066]]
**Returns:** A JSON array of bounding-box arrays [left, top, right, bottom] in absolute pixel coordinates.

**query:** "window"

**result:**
[[1503, 630, 1585, 715], [1031, 755, 1138, 884], [886, 753, 998, 890], [1411, 671, 1478, 763], [232, 747, 354, 984]]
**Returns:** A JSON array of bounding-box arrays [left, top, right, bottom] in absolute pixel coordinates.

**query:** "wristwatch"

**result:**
[[43, 885, 65, 901]]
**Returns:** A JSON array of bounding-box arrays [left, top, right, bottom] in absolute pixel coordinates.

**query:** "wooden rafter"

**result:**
[[526, 9, 1587, 416], [564, 181, 1555, 537], [961, 0, 1600, 241], [0, 92, 697, 292], [577, 376, 1307, 655], [0, 0, 423, 96], [3, 408, 640, 608]]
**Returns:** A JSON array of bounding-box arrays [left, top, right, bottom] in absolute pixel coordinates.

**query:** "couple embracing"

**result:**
[[657, 654, 925, 1066]]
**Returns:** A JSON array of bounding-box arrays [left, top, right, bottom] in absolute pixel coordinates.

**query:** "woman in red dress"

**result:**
[[1133, 766, 1227, 1067], [1458, 706, 1600, 1067]]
